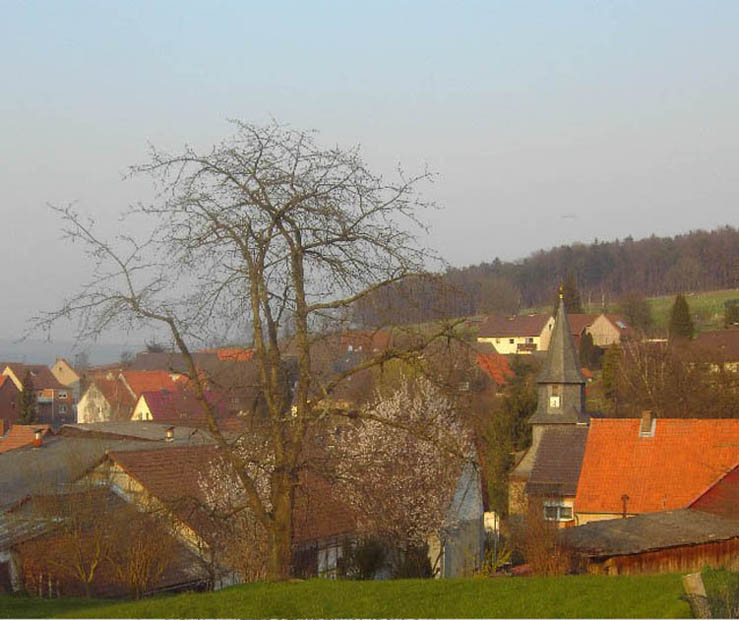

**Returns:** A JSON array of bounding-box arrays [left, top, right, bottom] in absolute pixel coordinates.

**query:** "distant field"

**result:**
[[0, 574, 691, 619], [521, 288, 739, 333]]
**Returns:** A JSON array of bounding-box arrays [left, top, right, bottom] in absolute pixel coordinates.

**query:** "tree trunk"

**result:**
[[266, 474, 294, 581]]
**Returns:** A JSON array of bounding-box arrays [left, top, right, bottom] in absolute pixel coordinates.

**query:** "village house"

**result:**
[[49, 358, 81, 403], [477, 312, 631, 355], [477, 314, 554, 354], [76, 376, 136, 424], [1, 364, 74, 427], [0, 423, 215, 594], [573, 414, 739, 525]]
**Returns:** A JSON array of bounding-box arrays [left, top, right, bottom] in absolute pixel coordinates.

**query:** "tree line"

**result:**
[[353, 228, 739, 326]]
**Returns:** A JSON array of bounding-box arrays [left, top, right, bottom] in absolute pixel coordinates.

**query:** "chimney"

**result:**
[[33, 428, 43, 448], [165, 426, 175, 442], [639, 410, 654, 436]]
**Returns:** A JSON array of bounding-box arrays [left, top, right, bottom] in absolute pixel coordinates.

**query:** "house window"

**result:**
[[59, 405, 67, 414], [58, 391, 68, 399], [527, 337, 534, 344], [549, 385, 561, 409], [544, 503, 573, 522], [509, 338, 514, 344]]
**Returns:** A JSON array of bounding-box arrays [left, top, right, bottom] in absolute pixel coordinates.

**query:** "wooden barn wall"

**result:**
[[584, 538, 739, 576]]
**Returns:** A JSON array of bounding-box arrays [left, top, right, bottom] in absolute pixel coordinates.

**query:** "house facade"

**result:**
[[477, 314, 554, 355], [2, 365, 74, 427]]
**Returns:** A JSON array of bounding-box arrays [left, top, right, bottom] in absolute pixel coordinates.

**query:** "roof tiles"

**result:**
[[575, 418, 739, 515]]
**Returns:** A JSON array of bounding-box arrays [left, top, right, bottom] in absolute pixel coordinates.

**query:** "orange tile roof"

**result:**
[[198, 348, 254, 362], [0, 425, 52, 453], [575, 418, 739, 515], [120, 370, 183, 398], [475, 353, 514, 386]]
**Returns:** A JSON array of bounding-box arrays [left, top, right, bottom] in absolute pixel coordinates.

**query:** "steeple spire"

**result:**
[[528, 292, 587, 425]]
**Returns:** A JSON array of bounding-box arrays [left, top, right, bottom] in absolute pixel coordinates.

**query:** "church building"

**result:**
[[509, 290, 592, 527]]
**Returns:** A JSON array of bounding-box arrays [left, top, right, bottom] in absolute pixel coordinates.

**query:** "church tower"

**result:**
[[508, 286, 590, 516], [528, 287, 587, 427]]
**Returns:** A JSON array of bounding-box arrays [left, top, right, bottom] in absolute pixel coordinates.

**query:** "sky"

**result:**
[[1, 0, 738, 345]]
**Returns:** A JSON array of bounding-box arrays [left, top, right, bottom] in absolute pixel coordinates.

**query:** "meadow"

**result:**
[[0, 574, 692, 619]]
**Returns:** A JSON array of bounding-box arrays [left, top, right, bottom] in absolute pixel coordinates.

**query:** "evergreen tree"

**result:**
[[17, 371, 37, 424], [601, 344, 621, 403], [579, 332, 597, 370], [553, 272, 583, 316], [668, 294, 694, 341]]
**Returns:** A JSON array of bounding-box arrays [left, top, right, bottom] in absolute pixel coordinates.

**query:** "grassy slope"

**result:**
[[1, 575, 691, 619]]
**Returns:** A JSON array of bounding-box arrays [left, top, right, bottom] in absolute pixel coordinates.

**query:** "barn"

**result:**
[[560, 509, 739, 575]]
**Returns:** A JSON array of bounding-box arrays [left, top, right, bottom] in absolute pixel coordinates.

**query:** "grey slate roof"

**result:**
[[560, 509, 739, 557], [525, 426, 589, 497], [0, 425, 214, 511], [537, 298, 585, 385]]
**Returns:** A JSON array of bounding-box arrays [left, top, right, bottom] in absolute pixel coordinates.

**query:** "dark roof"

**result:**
[[3, 364, 66, 390], [0, 426, 214, 510], [692, 329, 739, 363], [526, 426, 589, 497], [561, 509, 739, 557], [478, 314, 551, 339], [127, 351, 219, 372], [109, 445, 357, 546], [537, 298, 585, 385]]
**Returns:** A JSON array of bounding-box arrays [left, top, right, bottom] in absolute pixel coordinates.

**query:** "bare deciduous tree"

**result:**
[[39, 120, 459, 580]]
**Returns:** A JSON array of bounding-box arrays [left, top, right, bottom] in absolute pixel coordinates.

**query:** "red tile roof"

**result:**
[[0, 425, 52, 453], [93, 377, 136, 420], [137, 389, 232, 425], [478, 314, 552, 339], [567, 314, 599, 336], [475, 353, 514, 386], [575, 418, 739, 515], [120, 370, 183, 398], [198, 348, 255, 362]]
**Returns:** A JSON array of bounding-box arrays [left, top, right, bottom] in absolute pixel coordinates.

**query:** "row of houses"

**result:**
[[510, 294, 739, 575], [477, 311, 632, 355], [0, 419, 484, 595]]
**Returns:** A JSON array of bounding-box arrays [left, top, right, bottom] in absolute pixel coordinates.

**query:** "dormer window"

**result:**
[[549, 385, 561, 409]]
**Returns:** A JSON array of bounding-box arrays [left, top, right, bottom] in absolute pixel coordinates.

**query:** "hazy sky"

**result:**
[[2, 0, 738, 344]]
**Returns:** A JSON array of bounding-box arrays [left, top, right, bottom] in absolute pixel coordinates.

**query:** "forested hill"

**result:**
[[352, 227, 739, 326]]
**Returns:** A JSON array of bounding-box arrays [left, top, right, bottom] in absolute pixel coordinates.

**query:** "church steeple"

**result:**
[[528, 287, 588, 425]]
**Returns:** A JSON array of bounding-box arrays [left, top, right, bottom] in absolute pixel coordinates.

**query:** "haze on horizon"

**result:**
[[1, 0, 738, 344]]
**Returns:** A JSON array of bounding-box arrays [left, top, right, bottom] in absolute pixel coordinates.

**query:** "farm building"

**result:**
[[560, 509, 739, 575]]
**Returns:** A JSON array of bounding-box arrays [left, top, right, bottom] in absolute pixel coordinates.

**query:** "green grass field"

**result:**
[[0, 574, 692, 619]]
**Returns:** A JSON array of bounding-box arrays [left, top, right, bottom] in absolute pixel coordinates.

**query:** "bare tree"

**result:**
[[38, 120, 459, 580]]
